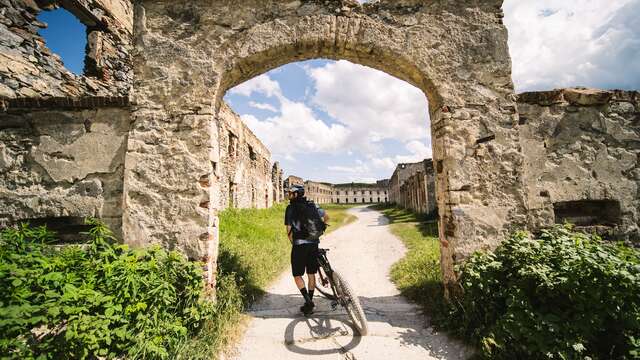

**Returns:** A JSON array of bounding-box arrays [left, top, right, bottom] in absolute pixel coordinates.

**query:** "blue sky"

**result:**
[[39, 1, 640, 183]]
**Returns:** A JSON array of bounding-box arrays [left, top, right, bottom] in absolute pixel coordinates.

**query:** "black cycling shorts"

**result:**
[[291, 243, 319, 277]]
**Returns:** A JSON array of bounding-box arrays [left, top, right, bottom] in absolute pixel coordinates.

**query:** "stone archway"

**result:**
[[124, 0, 526, 294]]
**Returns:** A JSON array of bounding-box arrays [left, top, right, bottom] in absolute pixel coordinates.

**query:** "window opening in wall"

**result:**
[[553, 200, 621, 227], [37, 8, 87, 75], [229, 182, 235, 208], [249, 145, 257, 161], [228, 131, 238, 157], [22, 216, 92, 244], [251, 186, 256, 207]]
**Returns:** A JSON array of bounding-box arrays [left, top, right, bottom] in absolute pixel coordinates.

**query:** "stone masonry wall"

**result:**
[[389, 161, 425, 205], [130, 0, 522, 293], [271, 161, 283, 204], [0, 101, 130, 238], [0, 0, 132, 98], [518, 88, 640, 243], [398, 159, 437, 214], [216, 102, 274, 209], [389, 159, 436, 214]]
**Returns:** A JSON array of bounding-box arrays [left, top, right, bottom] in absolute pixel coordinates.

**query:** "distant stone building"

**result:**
[[271, 162, 284, 204], [305, 181, 333, 204], [332, 183, 389, 204], [283, 175, 304, 192], [390, 159, 437, 214], [217, 103, 276, 209]]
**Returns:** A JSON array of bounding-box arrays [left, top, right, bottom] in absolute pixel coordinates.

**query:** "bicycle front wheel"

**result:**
[[332, 270, 368, 336]]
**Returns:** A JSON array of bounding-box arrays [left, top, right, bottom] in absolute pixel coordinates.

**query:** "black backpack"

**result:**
[[293, 200, 327, 240]]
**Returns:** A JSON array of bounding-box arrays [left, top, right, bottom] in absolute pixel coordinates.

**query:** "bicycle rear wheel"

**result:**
[[332, 270, 368, 336]]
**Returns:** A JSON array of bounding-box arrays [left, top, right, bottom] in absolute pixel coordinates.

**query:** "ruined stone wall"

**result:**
[[217, 102, 273, 209], [389, 161, 424, 205], [284, 175, 304, 190], [305, 181, 333, 204], [518, 88, 640, 243], [129, 0, 522, 292], [397, 159, 436, 214], [0, 0, 132, 98], [271, 162, 283, 204], [0, 100, 130, 238]]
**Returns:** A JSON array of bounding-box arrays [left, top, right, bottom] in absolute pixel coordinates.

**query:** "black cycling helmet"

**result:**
[[287, 184, 305, 195]]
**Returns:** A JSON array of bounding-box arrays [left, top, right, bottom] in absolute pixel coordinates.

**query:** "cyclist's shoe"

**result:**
[[300, 302, 315, 316]]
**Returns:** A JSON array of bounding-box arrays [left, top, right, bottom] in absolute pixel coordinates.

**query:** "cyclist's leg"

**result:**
[[306, 244, 319, 303], [292, 245, 311, 305]]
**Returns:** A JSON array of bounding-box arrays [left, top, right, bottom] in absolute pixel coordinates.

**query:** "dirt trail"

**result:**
[[230, 206, 471, 360]]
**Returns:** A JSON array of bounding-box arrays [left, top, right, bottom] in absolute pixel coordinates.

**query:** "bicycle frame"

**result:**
[[316, 249, 341, 306]]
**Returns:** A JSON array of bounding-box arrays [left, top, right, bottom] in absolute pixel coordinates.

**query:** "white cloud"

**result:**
[[248, 101, 278, 112], [237, 76, 351, 157], [504, 0, 640, 92], [229, 74, 282, 97], [394, 140, 432, 164], [371, 139, 432, 171], [308, 60, 430, 155], [369, 157, 395, 171]]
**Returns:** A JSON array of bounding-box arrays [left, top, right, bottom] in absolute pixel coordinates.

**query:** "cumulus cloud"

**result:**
[[308, 60, 430, 155], [248, 101, 278, 112], [504, 0, 640, 92], [238, 98, 350, 158], [229, 74, 282, 97], [229, 74, 351, 157], [368, 139, 432, 174]]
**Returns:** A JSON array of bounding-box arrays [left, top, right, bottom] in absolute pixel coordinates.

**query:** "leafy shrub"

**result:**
[[449, 225, 640, 359], [0, 220, 214, 359]]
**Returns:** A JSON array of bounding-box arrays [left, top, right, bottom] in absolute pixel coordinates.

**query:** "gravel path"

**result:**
[[230, 206, 471, 360]]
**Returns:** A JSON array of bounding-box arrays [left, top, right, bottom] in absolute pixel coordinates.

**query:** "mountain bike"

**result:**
[[314, 248, 369, 335]]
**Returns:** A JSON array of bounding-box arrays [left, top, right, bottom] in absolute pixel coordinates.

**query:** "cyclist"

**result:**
[[285, 184, 329, 316]]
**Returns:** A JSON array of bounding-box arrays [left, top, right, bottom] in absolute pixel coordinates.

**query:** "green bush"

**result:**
[[0, 220, 214, 360], [450, 225, 640, 359]]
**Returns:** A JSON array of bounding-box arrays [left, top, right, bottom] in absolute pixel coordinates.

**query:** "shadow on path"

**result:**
[[248, 291, 463, 359]]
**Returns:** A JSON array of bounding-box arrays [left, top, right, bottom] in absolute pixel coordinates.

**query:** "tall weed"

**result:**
[[0, 220, 213, 359], [450, 225, 640, 359]]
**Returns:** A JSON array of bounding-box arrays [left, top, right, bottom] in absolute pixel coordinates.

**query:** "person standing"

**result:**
[[285, 185, 329, 316]]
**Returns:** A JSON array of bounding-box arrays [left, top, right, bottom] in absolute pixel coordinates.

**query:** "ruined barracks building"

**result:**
[[389, 159, 437, 215], [332, 183, 388, 204], [217, 103, 283, 209], [301, 180, 389, 205], [0, 0, 638, 291], [304, 180, 333, 204]]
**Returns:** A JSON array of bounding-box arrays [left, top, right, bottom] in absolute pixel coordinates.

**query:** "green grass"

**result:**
[[177, 202, 357, 359], [322, 203, 358, 233], [373, 204, 448, 320]]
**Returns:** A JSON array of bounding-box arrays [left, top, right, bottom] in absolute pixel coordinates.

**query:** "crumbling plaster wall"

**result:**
[[518, 88, 640, 243], [0, 0, 132, 98], [216, 102, 274, 210], [0, 100, 130, 237]]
